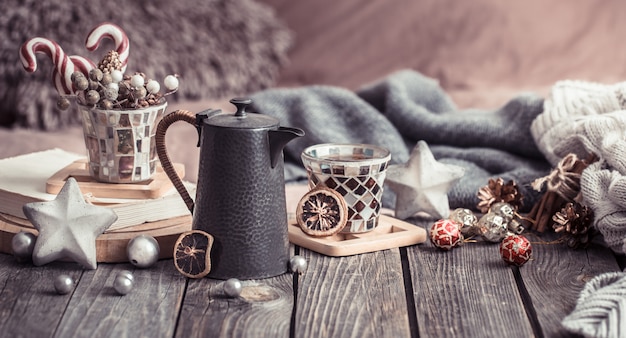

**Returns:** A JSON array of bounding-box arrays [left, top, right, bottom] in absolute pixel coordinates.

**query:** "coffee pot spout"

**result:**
[[269, 127, 305, 168]]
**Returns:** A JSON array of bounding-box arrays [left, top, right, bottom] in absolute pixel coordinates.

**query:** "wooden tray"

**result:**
[[288, 214, 427, 256], [46, 159, 185, 199], [0, 213, 191, 263]]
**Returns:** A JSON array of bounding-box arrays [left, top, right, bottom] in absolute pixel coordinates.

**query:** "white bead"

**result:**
[[164, 75, 179, 91], [127, 235, 160, 268], [130, 74, 145, 88], [11, 231, 36, 262], [289, 256, 308, 274], [146, 80, 160, 94], [54, 275, 75, 295], [113, 274, 133, 295], [223, 278, 242, 297], [111, 69, 124, 83], [118, 270, 135, 283]]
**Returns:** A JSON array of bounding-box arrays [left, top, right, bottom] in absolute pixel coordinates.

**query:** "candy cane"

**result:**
[[19, 37, 94, 95], [85, 22, 130, 72]]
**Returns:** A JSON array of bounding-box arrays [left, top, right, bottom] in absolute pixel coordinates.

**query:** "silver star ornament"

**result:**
[[22, 177, 118, 269], [386, 141, 464, 219]]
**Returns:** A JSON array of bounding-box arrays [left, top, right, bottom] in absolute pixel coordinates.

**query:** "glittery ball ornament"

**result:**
[[500, 234, 532, 266], [478, 213, 508, 243], [489, 203, 515, 223], [449, 208, 479, 236], [429, 219, 463, 250]]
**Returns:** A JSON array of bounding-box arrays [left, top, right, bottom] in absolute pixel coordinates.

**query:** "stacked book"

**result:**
[[0, 148, 194, 262]]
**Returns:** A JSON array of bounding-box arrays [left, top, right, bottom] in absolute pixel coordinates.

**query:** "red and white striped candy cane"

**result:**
[[20, 37, 74, 95], [19, 37, 94, 95], [85, 22, 130, 72]]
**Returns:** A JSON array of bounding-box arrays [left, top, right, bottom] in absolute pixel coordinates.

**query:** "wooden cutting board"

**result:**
[[0, 213, 191, 263], [46, 159, 185, 199], [288, 214, 427, 257]]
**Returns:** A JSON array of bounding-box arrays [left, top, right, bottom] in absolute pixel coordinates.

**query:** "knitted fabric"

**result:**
[[531, 80, 626, 165], [530, 80, 626, 254], [562, 272, 626, 338], [251, 69, 551, 212]]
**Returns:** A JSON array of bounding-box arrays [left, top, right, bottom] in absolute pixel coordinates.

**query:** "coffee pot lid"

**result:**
[[205, 98, 279, 129]]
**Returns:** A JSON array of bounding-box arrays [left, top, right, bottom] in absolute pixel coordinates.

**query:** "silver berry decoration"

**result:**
[[56, 96, 71, 111], [127, 235, 160, 268], [54, 274, 75, 295], [74, 76, 89, 91], [89, 68, 103, 82], [11, 231, 36, 263], [113, 272, 134, 295], [222, 278, 242, 298], [289, 255, 308, 274], [85, 90, 100, 105]]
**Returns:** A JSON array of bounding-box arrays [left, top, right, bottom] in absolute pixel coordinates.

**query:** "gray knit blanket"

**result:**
[[252, 69, 552, 212]]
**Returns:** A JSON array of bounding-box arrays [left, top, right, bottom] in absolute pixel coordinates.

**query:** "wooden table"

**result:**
[[0, 215, 621, 338]]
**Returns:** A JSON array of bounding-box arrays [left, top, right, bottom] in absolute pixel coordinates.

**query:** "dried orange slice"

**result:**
[[296, 187, 348, 237], [173, 230, 214, 279]]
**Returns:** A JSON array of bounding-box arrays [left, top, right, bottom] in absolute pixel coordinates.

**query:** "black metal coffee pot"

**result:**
[[156, 98, 304, 279]]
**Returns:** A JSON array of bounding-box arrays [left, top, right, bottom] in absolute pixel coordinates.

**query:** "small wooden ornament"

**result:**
[[296, 187, 348, 237], [173, 230, 214, 279]]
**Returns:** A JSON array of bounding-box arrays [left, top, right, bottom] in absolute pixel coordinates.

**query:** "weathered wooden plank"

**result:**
[[175, 273, 294, 337], [54, 260, 186, 338], [407, 236, 534, 337], [520, 238, 621, 337], [294, 247, 411, 338], [0, 256, 83, 337]]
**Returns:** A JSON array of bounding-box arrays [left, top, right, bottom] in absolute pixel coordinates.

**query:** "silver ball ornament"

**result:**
[[289, 255, 308, 274], [11, 231, 36, 263], [489, 202, 515, 223], [222, 278, 242, 298], [478, 213, 508, 242], [127, 235, 160, 268], [54, 274, 75, 295], [449, 208, 479, 236], [113, 273, 134, 295]]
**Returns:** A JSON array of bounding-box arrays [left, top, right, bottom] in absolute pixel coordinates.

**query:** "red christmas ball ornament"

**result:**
[[429, 219, 463, 250], [500, 234, 532, 266]]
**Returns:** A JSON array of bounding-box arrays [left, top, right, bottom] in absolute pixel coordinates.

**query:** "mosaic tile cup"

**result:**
[[301, 143, 391, 233], [79, 102, 167, 183]]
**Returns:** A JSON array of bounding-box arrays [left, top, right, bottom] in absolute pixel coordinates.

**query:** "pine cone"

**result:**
[[98, 50, 123, 73], [477, 178, 524, 213], [552, 202, 594, 249]]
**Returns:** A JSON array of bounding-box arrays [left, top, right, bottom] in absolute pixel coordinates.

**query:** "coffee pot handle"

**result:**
[[155, 110, 197, 214]]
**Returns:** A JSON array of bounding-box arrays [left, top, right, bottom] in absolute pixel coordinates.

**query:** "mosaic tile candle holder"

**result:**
[[301, 143, 391, 233], [79, 102, 167, 183]]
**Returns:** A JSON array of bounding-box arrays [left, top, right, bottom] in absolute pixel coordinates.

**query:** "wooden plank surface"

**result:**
[[175, 273, 294, 337], [54, 260, 186, 338], [520, 238, 621, 338], [0, 256, 83, 337], [408, 233, 535, 337], [294, 247, 412, 337]]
